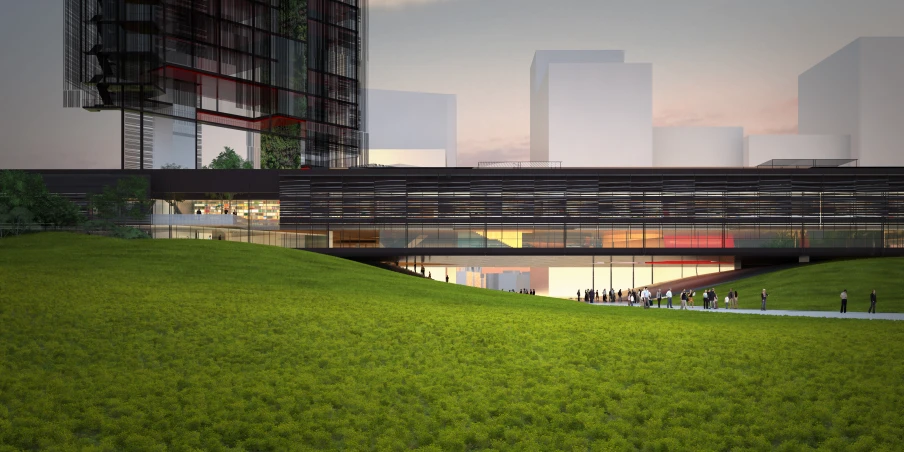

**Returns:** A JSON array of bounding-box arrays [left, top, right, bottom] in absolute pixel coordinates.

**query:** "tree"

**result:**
[[88, 176, 153, 239], [0, 170, 83, 236], [0, 170, 46, 211], [0, 204, 35, 237], [160, 163, 187, 169], [34, 193, 82, 228], [205, 146, 253, 169]]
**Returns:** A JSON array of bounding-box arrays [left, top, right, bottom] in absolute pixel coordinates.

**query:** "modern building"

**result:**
[[366, 89, 457, 167], [653, 127, 744, 167], [744, 135, 852, 167], [32, 166, 904, 295], [530, 50, 653, 167], [64, 0, 367, 169], [799, 37, 904, 166]]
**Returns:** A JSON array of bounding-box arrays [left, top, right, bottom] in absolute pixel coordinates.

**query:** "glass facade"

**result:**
[[277, 169, 904, 252], [65, 0, 366, 169], [43, 167, 903, 256], [253, 224, 900, 250]]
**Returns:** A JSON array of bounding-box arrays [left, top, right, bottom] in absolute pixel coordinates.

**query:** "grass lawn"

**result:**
[[2, 233, 904, 451], [710, 257, 904, 312]]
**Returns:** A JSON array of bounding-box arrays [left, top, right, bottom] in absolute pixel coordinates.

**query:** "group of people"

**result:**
[[661, 288, 692, 309], [699, 288, 741, 310], [577, 288, 630, 303], [194, 209, 238, 216], [573, 286, 880, 314], [840, 289, 880, 313], [513, 289, 537, 295], [576, 287, 746, 311], [576, 287, 659, 307]]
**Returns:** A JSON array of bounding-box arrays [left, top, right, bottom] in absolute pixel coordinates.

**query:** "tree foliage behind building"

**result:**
[[85, 176, 154, 239], [205, 146, 253, 169], [0, 171, 82, 236]]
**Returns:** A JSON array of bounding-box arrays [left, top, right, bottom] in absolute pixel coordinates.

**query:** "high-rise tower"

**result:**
[[64, 0, 367, 169]]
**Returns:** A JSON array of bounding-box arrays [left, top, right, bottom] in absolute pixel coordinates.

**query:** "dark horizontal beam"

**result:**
[[311, 247, 904, 259], [29, 170, 280, 200]]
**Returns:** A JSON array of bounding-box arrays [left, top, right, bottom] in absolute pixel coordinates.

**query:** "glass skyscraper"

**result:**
[[64, 0, 367, 169]]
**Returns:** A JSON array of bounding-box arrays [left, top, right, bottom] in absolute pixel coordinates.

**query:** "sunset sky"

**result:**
[[1, 0, 903, 168]]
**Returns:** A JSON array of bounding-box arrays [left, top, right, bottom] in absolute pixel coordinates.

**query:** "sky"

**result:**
[[1, 0, 903, 168]]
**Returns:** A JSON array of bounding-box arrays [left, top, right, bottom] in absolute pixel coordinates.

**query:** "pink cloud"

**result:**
[[653, 109, 726, 127], [745, 97, 798, 135], [454, 96, 801, 166], [654, 97, 799, 135]]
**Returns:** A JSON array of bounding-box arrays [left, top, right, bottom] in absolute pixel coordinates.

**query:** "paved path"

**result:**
[[585, 302, 904, 321]]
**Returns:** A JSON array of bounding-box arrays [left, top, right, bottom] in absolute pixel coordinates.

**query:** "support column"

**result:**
[[121, 107, 125, 169], [609, 256, 613, 292], [195, 120, 200, 169], [247, 131, 261, 169], [139, 109, 144, 169]]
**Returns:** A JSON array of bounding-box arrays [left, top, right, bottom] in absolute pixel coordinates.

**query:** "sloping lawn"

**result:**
[[1, 233, 904, 451], [711, 257, 904, 312]]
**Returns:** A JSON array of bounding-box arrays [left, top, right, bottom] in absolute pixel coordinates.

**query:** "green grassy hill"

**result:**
[[710, 257, 904, 312], [2, 234, 904, 450]]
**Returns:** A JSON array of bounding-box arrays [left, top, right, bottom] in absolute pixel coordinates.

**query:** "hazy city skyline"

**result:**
[[1, 0, 903, 168]]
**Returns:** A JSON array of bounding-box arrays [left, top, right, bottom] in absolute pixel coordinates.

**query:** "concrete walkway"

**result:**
[[585, 302, 904, 321]]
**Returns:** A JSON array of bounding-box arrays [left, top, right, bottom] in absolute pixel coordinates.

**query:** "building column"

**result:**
[[247, 131, 261, 169]]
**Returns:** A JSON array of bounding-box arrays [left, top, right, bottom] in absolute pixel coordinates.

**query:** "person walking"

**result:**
[[702, 290, 709, 310], [666, 288, 673, 309], [840, 289, 848, 313], [577, 289, 581, 302], [734, 290, 739, 309], [445, 274, 449, 283], [657, 289, 662, 308], [869, 289, 877, 314], [688, 290, 695, 308], [761, 289, 768, 311], [680, 290, 688, 310]]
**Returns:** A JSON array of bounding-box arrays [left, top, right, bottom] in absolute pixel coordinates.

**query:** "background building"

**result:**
[[366, 89, 457, 167], [653, 127, 744, 167], [799, 37, 904, 166], [530, 50, 653, 167], [64, 0, 367, 169], [744, 135, 852, 167]]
